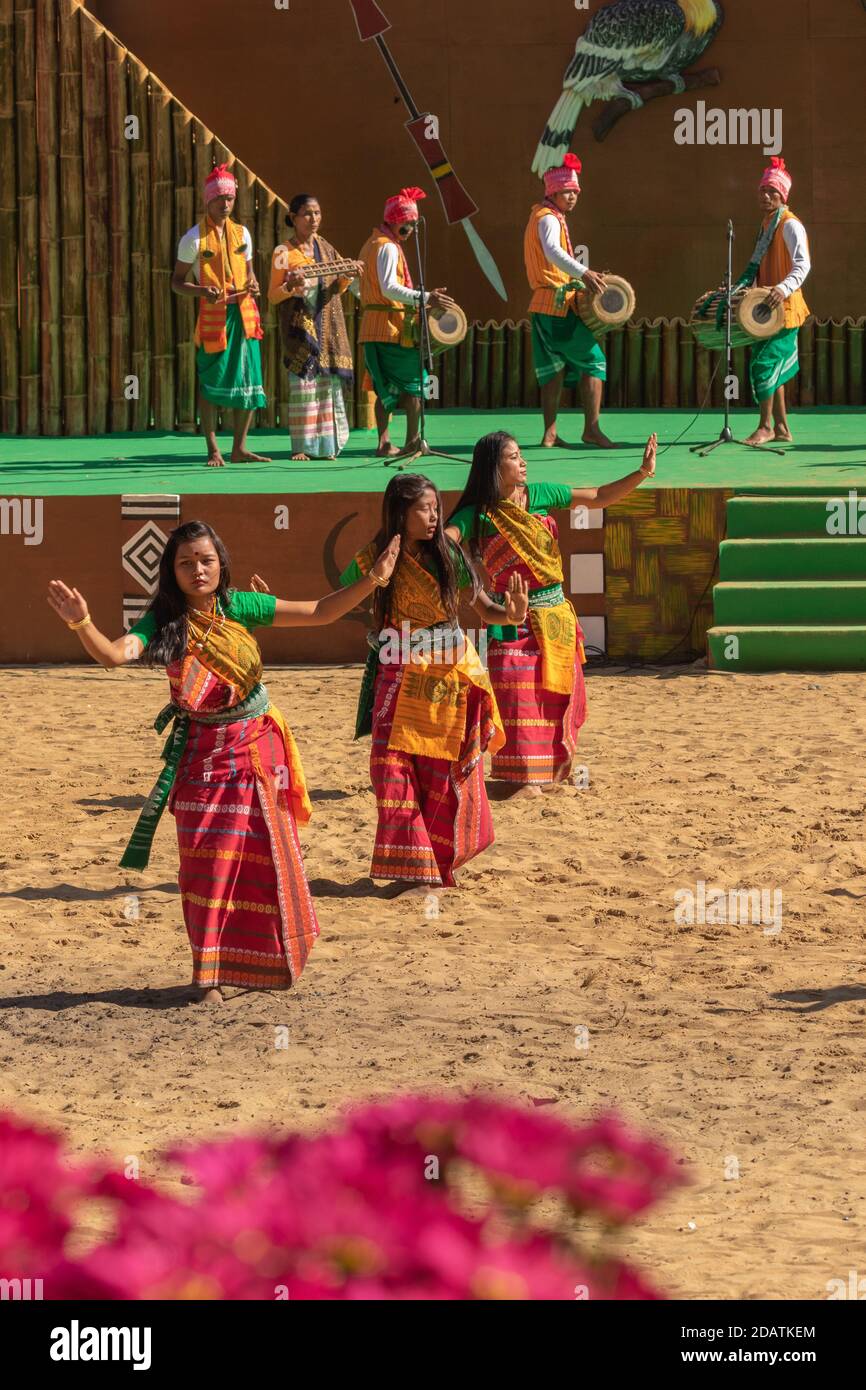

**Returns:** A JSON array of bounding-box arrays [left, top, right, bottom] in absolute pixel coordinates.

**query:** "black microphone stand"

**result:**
[[689, 219, 784, 458], [384, 215, 466, 469]]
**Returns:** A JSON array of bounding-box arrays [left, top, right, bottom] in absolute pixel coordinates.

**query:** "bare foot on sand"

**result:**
[[510, 784, 543, 799], [744, 426, 775, 447], [231, 449, 272, 463], [194, 987, 224, 1005]]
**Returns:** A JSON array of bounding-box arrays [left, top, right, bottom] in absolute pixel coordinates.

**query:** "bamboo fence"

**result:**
[[0, 0, 864, 436]]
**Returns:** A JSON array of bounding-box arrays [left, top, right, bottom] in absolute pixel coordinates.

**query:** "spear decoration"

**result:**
[[349, 0, 507, 300]]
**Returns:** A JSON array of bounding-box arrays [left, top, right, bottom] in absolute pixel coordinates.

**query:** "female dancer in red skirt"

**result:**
[[446, 433, 656, 796], [338, 473, 528, 889], [47, 520, 398, 1002]]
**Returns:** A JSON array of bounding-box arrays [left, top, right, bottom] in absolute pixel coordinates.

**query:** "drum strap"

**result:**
[[736, 207, 784, 290]]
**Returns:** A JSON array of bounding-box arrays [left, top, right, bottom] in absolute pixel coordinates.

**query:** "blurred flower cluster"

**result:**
[[0, 1096, 685, 1300]]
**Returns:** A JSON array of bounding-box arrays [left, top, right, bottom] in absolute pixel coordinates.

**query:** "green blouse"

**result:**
[[127, 588, 277, 650], [448, 481, 573, 540]]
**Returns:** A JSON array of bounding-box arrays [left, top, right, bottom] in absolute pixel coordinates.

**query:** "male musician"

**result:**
[[743, 157, 811, 447], [172, 164, 279, 468], [358, 186, 455, 457], [524, 153, 612, 449]]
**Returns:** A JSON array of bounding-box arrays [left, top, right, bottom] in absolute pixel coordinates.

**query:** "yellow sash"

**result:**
[[185, 610, 311, 827], [195, 217, 262, 353], [366, 548, 504, 763], [491, 499, 577, 696]]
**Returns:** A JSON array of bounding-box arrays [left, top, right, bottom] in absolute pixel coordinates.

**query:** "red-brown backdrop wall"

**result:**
[[87, 0, 866, 323]]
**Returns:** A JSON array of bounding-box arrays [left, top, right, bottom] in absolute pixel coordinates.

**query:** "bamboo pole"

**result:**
[[15, 0, 39, 433], [849, 320, 863, 408], [105, 35, 130, 431], [36, 0, 60, 434], [474, 322, 490, 410], [149, 76, 174, 429], [694, 341, 711, 409], [661, 320, 678, 408], [505, 321, 521, 407], [489, 322, 505, 411], [80, 13, 109, 432], [732, 344, 747, 405], [128, 54, 151, 429], [458, 325, 475, 406], [798, 319, 815, 407], [441, 319, 458, 407], [0, 0, 19, 433], [643, 320, 661, 408], [520, 320, 538, 407], [815, 319, 829, 405], [191, 118, 215, 433], [830, 320, 846, 407], [679, 324, 694, 408], [256, 180, 277, 429], [607, 326, 624, 408], [58, 0, 85, 433], [173, 105, 196, 430], [625, 322, 642, 406]]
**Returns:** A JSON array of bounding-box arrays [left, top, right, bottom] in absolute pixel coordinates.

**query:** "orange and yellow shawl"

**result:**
[[355, 543, 504, 765], [489, 499, 580, 696], [120, 608, 309, 870], [195, 217, 262, 353]]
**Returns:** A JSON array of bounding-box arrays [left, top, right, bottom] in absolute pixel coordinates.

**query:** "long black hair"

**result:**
[[447, 431, 516, 562], [140, 521, 232, 667], [370, 474, 477, 631]]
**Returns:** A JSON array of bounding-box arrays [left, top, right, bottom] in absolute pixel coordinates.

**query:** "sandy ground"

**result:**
[[2, 662, 866, 1300]]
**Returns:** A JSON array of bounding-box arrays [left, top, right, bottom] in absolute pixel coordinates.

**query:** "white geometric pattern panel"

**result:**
[[122, 521, 169, 593]]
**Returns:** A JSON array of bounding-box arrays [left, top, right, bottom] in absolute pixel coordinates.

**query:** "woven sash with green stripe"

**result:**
[[119, 682, 270, 871]]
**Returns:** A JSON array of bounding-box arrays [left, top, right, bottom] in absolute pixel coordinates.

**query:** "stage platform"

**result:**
[[2, 408, 865, 496], [2, 409, 865, 668]]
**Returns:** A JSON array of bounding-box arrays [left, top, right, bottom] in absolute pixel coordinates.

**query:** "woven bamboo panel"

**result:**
[[605, 489, 732, 661]]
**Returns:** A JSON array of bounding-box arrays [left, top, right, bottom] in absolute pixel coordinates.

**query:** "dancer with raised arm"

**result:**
[[447, 433, 656, 796], [337, 474, 528, 889], [47, 522, 399, 1002]]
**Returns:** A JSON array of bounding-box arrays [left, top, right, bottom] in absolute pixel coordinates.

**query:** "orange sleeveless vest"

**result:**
[[195, 217, 262, 353], [757, 209, 810, 329], [524, 204, 578, 318], [358, 229, 416, 346]]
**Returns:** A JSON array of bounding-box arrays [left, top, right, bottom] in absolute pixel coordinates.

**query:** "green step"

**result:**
[[719, 538, 866, 581], [727, 494, 866, 539], [707, 625, 866, 672], [714, 581, 866, 626]]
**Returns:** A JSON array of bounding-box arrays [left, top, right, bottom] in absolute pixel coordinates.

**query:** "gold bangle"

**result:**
[[67, 613, 92, 631], [369, 572, 389, 588]]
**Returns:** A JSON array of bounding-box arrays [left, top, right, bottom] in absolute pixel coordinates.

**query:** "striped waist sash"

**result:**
[[119, 683, 270, 871]]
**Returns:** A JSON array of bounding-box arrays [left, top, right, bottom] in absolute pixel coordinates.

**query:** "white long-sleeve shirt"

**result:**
[[376, 241, 430, 306], [773, 218, 811, 298], [538, 214, 588, 279]]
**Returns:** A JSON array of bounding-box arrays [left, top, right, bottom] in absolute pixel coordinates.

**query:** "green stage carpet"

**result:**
[[1, 408, 864, 496]]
